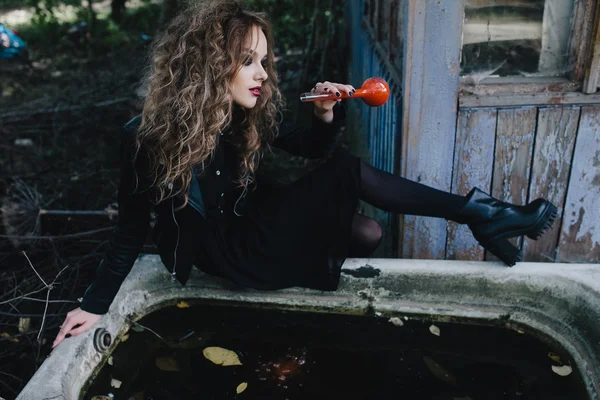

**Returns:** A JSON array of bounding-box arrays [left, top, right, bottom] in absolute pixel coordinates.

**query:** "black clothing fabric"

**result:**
[[195, 148, 360, 291], [360, 161, 466, 220], [81, 103, 359, 314]]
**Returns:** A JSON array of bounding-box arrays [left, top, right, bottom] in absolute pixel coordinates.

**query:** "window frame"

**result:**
[[459, 0, 600, 108]]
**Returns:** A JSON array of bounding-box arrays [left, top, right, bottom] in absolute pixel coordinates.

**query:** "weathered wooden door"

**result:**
[[346, 0, 599, 262], [399, 0, 600, 263]]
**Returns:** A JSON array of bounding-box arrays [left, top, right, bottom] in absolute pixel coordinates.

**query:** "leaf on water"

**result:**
[[548, 352, 561, 363], [429, 324, 441, 336], [121, 333, 129, 342], [156, 356, 180, 372], [110, 378, 122, 388], [0, 332, 19, 343], [423, 356, 458, 386], [131, 324, 145, 333], [236, 382, 248, 394], [203, 346, 243, 366], [388, 317, 404, 327], [176, 301, 191, 308], [107, 356, 114, 366], [551, 365, 572, 376], [18, 317, 30, 333]]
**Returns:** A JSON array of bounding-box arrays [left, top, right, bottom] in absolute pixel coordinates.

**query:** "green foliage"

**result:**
[[119, 2, 162, 35], [243, 0, 315, 52], [8, 0, 162, 56], [16, 14, 65, 48]]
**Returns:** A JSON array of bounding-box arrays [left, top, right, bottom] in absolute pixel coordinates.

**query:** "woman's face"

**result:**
[[231, 25, 269, 109]]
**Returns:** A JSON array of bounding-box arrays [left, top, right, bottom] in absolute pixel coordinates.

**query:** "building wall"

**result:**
[[345, 0, 403, 257], [346, 0, 600, 262]]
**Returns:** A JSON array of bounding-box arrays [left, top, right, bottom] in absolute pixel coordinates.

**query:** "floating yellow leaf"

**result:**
[[423, 356, 458, 386], [107, 356, 114, 366], [18, 317, 30, 333], [110, 378, 122, 388], [203, 346, 243, 366], [388, 317, 404, 327], [236, 382, 248, 394], [121, 333, 129, 342], [0, 332, 19, 343], [176, 301, 191, 308], [429, 324, 441, 336], [548, 352, 561, 363], [156, 356, 180, 371], [552, 365, 572, 376]]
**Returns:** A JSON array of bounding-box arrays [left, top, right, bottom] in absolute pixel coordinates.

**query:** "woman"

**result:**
[[53, 0, 556, 348]]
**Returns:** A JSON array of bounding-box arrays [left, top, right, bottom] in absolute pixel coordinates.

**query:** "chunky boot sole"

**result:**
[[479, 238, 522, 267], [526, 201, 558, 240], [472, 200, 559, 243]]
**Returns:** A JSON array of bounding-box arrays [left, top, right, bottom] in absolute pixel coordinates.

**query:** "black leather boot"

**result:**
[[454, 188, 558, 266]]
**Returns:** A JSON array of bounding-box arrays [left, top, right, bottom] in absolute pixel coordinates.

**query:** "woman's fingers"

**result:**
[[310, 81, 354, 117], [312, 81, 355, 97], [53, 318, 75, 348], [69, 321, 93, 336], [52, 308, 101, 348]]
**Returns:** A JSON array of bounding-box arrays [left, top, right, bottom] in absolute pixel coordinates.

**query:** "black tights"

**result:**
[[349, 161, 467, 256]]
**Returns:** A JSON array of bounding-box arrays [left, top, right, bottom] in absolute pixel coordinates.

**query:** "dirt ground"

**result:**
[[0, 40, 152, 396], [0, 32, 346, 397]]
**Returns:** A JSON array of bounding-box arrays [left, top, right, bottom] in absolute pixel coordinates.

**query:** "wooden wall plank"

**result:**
[[558, 106, 600, 262], [583, 0, 600, 93], [400, 0, 463, 259], [523, 107, 580, 262], [487, 107, 536, 261], [447, 109, 497, 261]]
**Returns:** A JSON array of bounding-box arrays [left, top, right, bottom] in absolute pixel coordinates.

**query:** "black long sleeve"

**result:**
[[80, 120, 151, 315], [272, 102, 346, 158]]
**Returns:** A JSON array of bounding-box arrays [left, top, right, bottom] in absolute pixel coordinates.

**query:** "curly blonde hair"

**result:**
[[136, 0, 284, 206]]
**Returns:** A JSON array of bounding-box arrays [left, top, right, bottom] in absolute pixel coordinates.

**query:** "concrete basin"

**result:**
[[17, 255, 600, 399]]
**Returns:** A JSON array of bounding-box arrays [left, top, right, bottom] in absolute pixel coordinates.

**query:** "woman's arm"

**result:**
[[272, 81, 354, 159], [273, 102, 346, 158], [79, 119, 151, 314], [53, 120, 151, 347]]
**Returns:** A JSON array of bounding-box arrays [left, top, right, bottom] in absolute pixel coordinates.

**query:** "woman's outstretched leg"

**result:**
[[349, 213, 383, 257], [358, 161, 557, 266], [359, 161, 466, 219]]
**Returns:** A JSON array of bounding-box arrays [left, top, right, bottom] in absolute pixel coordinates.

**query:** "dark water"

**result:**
[[84, 303, 588, 400]]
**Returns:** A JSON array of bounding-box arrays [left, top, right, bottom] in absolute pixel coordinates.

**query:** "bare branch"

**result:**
[[0, 227, 113, 241], [22, 251, 48, 288]]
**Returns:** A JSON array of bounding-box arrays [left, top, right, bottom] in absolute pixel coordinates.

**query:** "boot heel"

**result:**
[[480, 238, 522, 267], [527, 202, 558, 240]]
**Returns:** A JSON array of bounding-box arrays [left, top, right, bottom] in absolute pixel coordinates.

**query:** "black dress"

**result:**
[[79, 104, 361, 315], [193, 112, 361, 292]]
